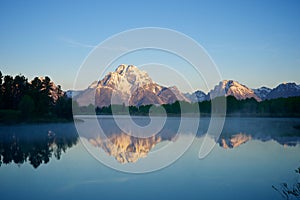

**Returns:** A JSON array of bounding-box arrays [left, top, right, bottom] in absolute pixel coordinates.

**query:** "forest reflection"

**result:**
[[0, 125, 78, 168]]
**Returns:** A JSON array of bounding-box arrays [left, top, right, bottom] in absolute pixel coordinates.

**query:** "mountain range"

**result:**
[[185, 81, 300, 102], [72, 64, 300, 107], [74, 64, 189, 107]]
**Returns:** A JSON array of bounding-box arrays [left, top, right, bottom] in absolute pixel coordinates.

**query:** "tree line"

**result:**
[[94, 96, 300, 117], [0, 71, 72, 123]]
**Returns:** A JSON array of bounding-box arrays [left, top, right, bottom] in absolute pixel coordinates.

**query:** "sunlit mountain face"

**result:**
[[75, 64, 190, 107]]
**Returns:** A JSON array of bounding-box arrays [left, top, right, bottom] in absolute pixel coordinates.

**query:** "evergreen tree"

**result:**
[[0, 71, 3, 108], [2, 75, 14, 109], [12, 75, 28, 109], [29, 77, 42, 115], [0, 71, 3, 85], [18, 95, 35, 119]]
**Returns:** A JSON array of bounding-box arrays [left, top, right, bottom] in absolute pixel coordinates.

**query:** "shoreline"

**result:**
[[75, 113, 300, 118], [1, 113, 300, 126]]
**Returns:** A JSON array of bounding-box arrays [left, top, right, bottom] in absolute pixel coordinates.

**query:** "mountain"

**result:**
[[184, 90, 207, 102], [265, 82, 300, 100], [65, 90, 82, 98], [253, 87, 272, 101], [75, 64, 190, 107], [253, 83, 300, 100], [207, 80, 261, 101], [74, 65, 300, 106], [184, 81, 300, 103], [184, 80, 261, 102]]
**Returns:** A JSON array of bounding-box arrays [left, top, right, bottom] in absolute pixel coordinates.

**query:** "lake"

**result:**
[[0, 117, 300, 200]]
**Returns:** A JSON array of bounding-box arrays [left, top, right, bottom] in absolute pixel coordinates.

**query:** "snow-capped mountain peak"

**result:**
[[184, 90, 207, 102], [208, 80, 261, 101], [74, 67, 300, 106], [99, 64, 152, 93], [265, 82, 300, 100], [88, 81, 98, 89], [253, 86, 272, 100], [75, 64, 189, 107]]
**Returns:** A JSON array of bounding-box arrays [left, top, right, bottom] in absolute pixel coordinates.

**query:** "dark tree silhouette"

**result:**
[[0, 72, 74, 123], [95, 96, 300, 117], [0, 71, 3, 85], [2, 75, 14, 109], [12, 75, 28, 109], [0, 71, 3, 108], [18, 95, 35, 119]]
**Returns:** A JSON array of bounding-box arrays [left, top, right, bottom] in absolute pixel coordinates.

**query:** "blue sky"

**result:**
[[0, 0, 299, 92]]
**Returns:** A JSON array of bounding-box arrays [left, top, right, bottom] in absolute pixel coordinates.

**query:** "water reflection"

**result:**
[[78, 117, 180, 164], [85, 129, 300, 164], [0, 124, 78, 168], [79, 117, 300, 164], [218, 132, 300, 149], [216, 130, 300, 149], [218, 131, 300, 149], [0, 117, 300, 166], [219, 133, 252, 149], [89, 133, 162, 163]]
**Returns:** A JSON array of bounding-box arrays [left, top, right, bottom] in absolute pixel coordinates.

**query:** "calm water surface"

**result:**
[[0, 117, 300, 200]]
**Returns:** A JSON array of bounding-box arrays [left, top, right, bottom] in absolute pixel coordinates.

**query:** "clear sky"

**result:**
[[0, 0, 299, 92]]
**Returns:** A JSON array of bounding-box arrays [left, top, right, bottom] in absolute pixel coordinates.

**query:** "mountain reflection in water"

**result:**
[[86, 130, 300, 164], [81, 117, 300, 164], [220, 133, 252, 149], [89, 133, 162, 163], [80, 117, 180, 164]]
